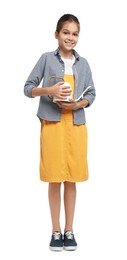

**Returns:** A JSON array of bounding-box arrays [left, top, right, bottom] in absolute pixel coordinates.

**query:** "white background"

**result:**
[[0, 0, 127, 259]]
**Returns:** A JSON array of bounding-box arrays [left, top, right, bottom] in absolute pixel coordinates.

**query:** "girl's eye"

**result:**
[[63, 32, 78, 37]]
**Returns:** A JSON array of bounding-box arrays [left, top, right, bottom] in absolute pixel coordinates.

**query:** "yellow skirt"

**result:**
[[40, 109, 89, 183]]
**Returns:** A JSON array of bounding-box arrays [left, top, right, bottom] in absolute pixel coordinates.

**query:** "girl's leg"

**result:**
[[63, 181, 76, 232], [48, 182, 62, 232]]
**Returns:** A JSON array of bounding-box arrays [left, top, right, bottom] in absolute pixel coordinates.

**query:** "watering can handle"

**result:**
[[48, 76, 64, 87]]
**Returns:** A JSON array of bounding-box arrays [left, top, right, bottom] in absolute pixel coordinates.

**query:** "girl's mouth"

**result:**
[[65, 41, 73, 46]]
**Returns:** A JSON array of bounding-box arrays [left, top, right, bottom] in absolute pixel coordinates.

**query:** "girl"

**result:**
[[24, 14, 96, 251]]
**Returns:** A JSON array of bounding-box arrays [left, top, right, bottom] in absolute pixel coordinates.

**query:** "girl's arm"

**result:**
[[56, 98, 89, 110], [74, 99, 89, 109], [31, 82, 72, 98]]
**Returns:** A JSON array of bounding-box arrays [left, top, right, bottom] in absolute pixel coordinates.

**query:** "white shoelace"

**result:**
[[65, 231, 73, 240], [53, 232, 61, 240]]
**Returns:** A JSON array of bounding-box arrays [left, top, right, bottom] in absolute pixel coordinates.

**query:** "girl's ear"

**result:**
[[55, 31, 58, 39]]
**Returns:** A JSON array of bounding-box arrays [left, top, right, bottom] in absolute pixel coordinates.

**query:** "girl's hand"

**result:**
[[56, 98, 79, 110], [49, 82, 72, 99]]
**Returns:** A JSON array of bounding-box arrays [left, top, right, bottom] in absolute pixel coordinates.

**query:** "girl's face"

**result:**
[[55, 21, 79, 54]]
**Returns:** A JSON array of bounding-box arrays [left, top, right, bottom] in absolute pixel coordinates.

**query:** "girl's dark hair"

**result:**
[[56, 14, 80, 33]]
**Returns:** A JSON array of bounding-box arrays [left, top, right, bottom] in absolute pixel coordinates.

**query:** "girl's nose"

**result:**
[[68, 34, 73, 40]]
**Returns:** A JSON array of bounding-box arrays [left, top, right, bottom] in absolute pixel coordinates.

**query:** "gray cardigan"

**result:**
[[24, 48, 96, 125]]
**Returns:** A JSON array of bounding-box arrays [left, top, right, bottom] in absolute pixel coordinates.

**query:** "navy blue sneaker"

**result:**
[[49, 231, 63, 251], [63, 231, 77, 251]]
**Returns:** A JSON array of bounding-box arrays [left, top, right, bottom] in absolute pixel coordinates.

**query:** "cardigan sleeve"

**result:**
[[24, 53, 47, 98], [83, 62, 96, 107]]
